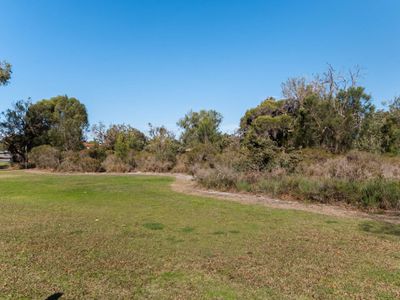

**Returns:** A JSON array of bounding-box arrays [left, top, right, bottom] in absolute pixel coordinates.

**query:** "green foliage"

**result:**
[[240, 98, 292, 147], [196, 169, 400, 210], [0, 60, 12, 86], [134, 124, 180, 171], [178, 110, 223, 146], [102, 124, 146, 157], [0, 100, 31, 162], [26, 95, 89, 151], [380, 97, 400, 154]]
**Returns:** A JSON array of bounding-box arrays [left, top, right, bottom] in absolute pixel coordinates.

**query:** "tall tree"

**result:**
[[26, 95, 89, 151], [0, 100, 31, 162]]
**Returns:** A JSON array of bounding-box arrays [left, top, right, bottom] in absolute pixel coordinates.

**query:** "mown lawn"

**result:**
[[0, 171, 399, 299]]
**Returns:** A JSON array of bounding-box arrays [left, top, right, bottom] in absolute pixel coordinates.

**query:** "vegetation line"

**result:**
[[1, 65, 400, 211]]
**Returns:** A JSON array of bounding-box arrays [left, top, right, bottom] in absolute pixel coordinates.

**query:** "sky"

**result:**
[[0, 0, 399, 134]]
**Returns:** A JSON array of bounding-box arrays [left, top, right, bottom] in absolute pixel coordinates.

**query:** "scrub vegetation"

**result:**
[[1, 66, 399, 210]]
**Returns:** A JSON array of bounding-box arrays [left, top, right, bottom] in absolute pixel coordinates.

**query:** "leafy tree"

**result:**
[[0, 61, 12, 86], [0, 100, 31, 162], [380, 97, 400, 154], [26, 96, 89, 151], [240, 98, 293, 147], [178, 110, 223, 146], [103, 124, 146, 158]]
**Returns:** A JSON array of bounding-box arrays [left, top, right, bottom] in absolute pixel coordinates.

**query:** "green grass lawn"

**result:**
[[1, 171, 399, 299]]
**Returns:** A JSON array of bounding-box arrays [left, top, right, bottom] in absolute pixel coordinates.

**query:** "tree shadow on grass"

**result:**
[[359, 221, 400, 237], [45, 292, 63, 300]]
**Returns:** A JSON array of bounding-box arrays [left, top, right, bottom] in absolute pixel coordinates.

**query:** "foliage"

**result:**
[[0, 60, 12, 86], [26, 95, 89, 151], [135, 124, 180, 172], [58, 150, 102, 172], [29, 145, 60, 169], [0, 100, 31, 162], [93, 123, 147, 158], [101, 154, 131, 173], [178, 110, 223, 146], [195, 166, 400, 210]]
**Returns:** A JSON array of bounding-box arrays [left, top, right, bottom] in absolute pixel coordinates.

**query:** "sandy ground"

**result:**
[[6, 169, 400, 224]]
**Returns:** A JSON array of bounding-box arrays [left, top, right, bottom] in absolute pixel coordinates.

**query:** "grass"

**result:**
[[0, 171, 400, 299], [0, 161, 10, 169]]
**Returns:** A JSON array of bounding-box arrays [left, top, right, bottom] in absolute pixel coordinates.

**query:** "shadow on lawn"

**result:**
[[45, 292, 63, 300], [359, 221, 400, 237]]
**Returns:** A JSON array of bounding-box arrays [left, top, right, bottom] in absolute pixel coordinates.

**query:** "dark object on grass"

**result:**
[[45, 292, 63, 300]]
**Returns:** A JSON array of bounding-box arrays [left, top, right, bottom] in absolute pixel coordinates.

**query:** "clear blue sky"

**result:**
[[1, 0, 399, 133]]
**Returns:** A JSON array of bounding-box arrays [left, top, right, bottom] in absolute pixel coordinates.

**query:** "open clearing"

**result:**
[[1, 171, 400, 299]]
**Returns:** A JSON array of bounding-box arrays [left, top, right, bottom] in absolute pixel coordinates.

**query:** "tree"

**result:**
[[240, 97, 293, 147], [91, 122, 107, 145], [178, 110, 223, 146], [26, 96, 89, 151], [146, 124, 179, 164], [380, 96, 400, 154], [0, 100, 31, 162], [0, 61, 12, 86], [101, 124, 146, 158]]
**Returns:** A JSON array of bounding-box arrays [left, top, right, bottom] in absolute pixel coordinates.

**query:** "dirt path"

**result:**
[[169, 174, 400, 225], [16, 170, 400, 224]]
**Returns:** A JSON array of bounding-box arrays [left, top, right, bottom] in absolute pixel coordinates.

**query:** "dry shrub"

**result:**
[[301, 150, 400, 180], [135, 152, 174, 172], [30, 145, 60, 170], [194, 166, 241, 190], [59, 151, 102, 172], [172, 154, 189, 173], [101, 154, 130, 173]]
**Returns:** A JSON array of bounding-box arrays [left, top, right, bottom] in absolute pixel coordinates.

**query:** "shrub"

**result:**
[[30, 145, 60, 170], [194, 165, 400, 211], [101, 154, 130, 173], [58, 150, 102, 172], [361, 179, 400, 210], [194, 166, 240, 190], [299, 150, 400, 181], [135, 152, 175, 172]]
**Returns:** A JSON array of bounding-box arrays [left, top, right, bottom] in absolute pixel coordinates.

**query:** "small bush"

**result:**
[[361, 179, 400, 210], [300, 150, 400, 181], [101, 154, 130, 173], [195, 166, 240, 190], [58, 150, 102, 172], [30, 145, 60, 170], [135, 152, 175, 172]]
